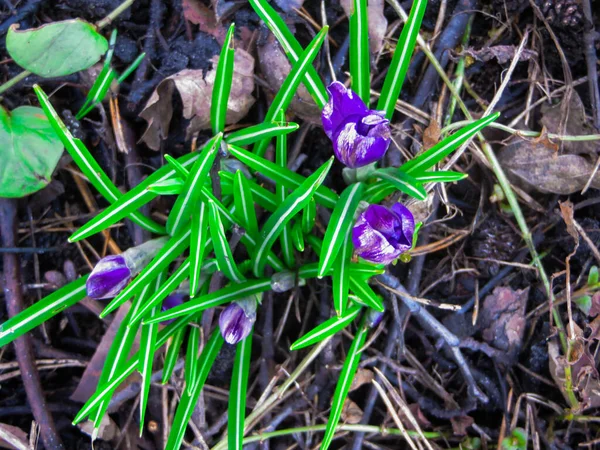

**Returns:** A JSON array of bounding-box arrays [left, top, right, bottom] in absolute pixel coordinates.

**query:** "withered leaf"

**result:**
[[341, 399, 363, 424], [340, 0, 388, 53], [498, 141, 600, 194], [455, 45, 537, 64], [140, 49, 255, 150], [423, 119, 441, 150], [540, 91, 600, 157], [349, 367, 374, 391], [182, 0, 226, 42]]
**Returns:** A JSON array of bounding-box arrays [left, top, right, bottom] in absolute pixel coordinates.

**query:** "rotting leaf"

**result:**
[[423, 119, 441, 150], [478, 286, 529, 363], [7, 19, 108, 78], [498, 141, 600, 194], [349, 368, 374, 391], [454, 45, 537, 65], [140, 50, 255, 150], [540, 91, 600, 157], [340, 0, 388, 53], [182, 0, 227, 43], [341, 398, 363, 424], [0, 105, 63, 198]]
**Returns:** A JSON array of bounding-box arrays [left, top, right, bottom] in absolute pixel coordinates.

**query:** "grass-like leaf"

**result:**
[[147, 178, 185, 195], [212, 24, 235, 135], [185, 320, 201, 393], [349, 0, 370, 104], [291, 305, 361, 350], [190, 202, 208, 296], [165, 330, 223, 450], [228, 144, 338, 209], [162, 327, 186, 384], [412, 170, 467, 182], [208, 200, 245, 283], [101, 226, 192, 318], [34, 85, 165, 236], [253, 158, 333, 277], [275, 111, 295, 268], [374, 169, 427, 200], [167, 133, 222, 235], [349, 278, 384, 311], [0, 276, 88, 348], [318, 182, 364, 278], [291, 221, 305, 252], [227, 121, 299, 147], [302, 198, 316, 234], [233, 171, 259, 237], [228, 331, 253, 450], [377, 0, 428, 119], [321, 316, 368, 450], [400, 112, 500, 174], [253, 27, 328, 156], [220, 171, 277, 212], [332, 229, 352, 316], [145, 278, 272, 324], [248, 0, 328, 108], [362, 180, 396, 204], [164, 154, 190, 178], [76, 63, 116, 119]]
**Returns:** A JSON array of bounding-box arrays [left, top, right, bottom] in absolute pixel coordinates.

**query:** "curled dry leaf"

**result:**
[[340, 0, 388, 53], [498, 141, 600, 195], [478, 286, 529, 363], [257, 34, 320, 124], [349, 367, 374, 391], [140, 50, 255, 150], [341, 398, 363, 424]]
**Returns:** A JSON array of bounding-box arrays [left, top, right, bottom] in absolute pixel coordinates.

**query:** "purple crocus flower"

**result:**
[[352, 203, 415, 265], [366, 308, 385, 328], [219, 298, 256, 345], [322, 81, 391, 168], [86, 237, 168, 299], [161, 293, 187, 325]]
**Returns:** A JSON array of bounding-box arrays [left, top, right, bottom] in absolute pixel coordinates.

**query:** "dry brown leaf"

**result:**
[[340, 0, 388, 53], [450, 415, 474, 436], [78, 414, 119, 442], [349, 367, 374, 391], [140, 49, 255, 150], [559, 200, 578, 241], [423, 119, 441, 150], [498, 141, 600, 194], [182, 0, 227, 43], [455, 45, 537, 64], [540, 91, 600, 157], [478, 286, 529, 362], [341, 399, 363, 424], [257, 34, 320, 124]]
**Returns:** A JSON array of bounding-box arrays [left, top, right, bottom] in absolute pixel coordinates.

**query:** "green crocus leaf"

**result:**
[[0, 105, 63, 198], [7, 19, 108, 77]]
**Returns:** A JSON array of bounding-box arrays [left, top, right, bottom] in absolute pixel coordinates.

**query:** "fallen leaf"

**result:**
[[423, 119, 441, 150], [454, 46, 537, 64], [257, 34, 320, 124], [140, 49, 255, 150], [182, 0, 227, 43], [78, 414, 119, 442], [340, 0, 388, 53], [498, 141, 600, 194], [478, 286, 529, 362], [451, 415, 474, 436], [341, 398, 363, 424], [349, 368, 374, 391], [540, 91, 600, 157]]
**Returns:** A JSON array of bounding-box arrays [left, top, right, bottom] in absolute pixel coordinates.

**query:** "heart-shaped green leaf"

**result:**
[[0, 105, 63, 198]]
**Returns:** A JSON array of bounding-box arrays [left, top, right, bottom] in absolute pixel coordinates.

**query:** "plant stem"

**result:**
[[0, 70, 30, 95]]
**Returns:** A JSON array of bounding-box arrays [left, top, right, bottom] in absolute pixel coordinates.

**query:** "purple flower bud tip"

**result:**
[[366, 309, 385, 328], [86, 255, 132, 299], [160, 293, 187, 325], [352, 203, 415, 265], [322, 81, 391, 168], [219, 301, 256, 345]]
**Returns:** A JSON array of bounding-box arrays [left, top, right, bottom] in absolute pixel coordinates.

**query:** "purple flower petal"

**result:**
[[161, 293, 187, 325], [219, 301, 255, 345], [322, 81, 368, 138], [86, 255, 131, 299]]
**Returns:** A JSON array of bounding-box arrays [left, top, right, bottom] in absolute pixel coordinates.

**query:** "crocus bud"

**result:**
[[271, 271, 306, 293], [86, 237, 168, 299], [322, 81, 391, 168], [219, 298, 256, 345], [366, 308, 385, 328], [160, 292, 187, 325], [352, 204, 415, 265]]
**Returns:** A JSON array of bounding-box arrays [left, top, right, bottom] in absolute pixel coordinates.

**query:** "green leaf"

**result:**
[[589, 266, 599, 287], [145, 278, 272, 324], [411, 170, 468, 183], [165, 154, 190, 178], [575, 295, 592, 315], [291, 221, 305, 252], [101, 226, 192, 318], [275, 111, 295, 268], [374, 169, 427, 200], [147, 177, 185, 195], [248, 0, 328, 108], [332, 229, 352, 316], [190, 202, 209, 296], [212, 24, 236, 135], [349, 278, 384, 312], [76, 63, 117, 119], [220, 171, 277, 212], [162, 328, 185, 384], [363, 180, 396, 204], [226, 121, 299, 147], [34, 85, 165, 236], [321, 316, 368, 450], [377, 0, 427, 119], [291, 305, 362, 350], [349, 0, 370, 103], [0, 105, 63, 198], [253, 158, 333, 276], [318, 182, 364, 278], [165, 330, 223, 450], [116, 52, 146, 84], [228, 331, 253, 450], [400, 113, 500, 174], [208, 200, 245, 283], [233, 171, 259, 237], [302, 198, 316, 234], [0, 276, 87, 347], [228, 144, 338, 209], [185, 321, 201, 393], [137, 274, 165, 435], [167, 133, 222, 235], [349, 263, 385, 280], [7, 19, 108, 77]]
